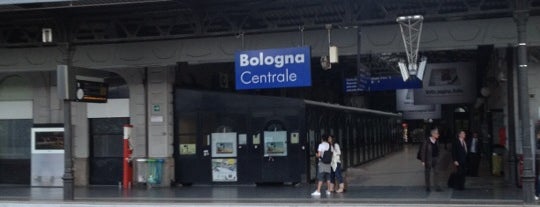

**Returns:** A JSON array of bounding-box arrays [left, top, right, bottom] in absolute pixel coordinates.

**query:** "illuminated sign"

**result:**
[[75, 80, 108, 103], [235, 47, 311, 90]]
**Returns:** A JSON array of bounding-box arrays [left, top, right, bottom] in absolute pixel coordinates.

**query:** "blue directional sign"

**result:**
[[344, 75, 422, 92], [235, 47, 311, 90], [368, 75, 422, 91]]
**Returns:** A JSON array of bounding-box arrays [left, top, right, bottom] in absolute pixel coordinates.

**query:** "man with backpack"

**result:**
[[311, 134, 333, 196]]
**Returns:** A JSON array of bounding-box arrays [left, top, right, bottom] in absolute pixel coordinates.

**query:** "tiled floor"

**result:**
[[0, 144, 527, 206]]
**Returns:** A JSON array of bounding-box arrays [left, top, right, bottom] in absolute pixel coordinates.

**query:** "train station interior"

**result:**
[[0, 0, 540, 205]]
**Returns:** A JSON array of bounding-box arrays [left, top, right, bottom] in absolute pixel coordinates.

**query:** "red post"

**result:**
[[123, 124, 133, 189]]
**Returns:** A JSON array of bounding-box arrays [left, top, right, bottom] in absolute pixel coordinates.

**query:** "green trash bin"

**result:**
[[147, 159, 164, 185]]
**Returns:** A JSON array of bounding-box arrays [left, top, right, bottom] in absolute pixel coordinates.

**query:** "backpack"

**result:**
[[321, 149, 333, 164]]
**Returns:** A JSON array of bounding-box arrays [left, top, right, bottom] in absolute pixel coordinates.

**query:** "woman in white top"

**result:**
[[328, 135, 345, 193]]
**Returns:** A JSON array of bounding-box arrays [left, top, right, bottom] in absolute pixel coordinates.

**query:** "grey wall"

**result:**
[[1, 17, 540, 72]]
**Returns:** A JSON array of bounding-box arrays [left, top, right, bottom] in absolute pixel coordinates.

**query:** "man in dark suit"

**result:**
[[420, 128, 441, 192], [467, 132, 483, 177], [451, 130, 468, 190]]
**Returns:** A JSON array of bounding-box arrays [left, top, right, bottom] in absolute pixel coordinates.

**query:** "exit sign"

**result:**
[[153, 104, 160, 112]]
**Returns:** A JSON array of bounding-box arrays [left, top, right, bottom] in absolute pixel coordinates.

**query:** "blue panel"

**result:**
[[344, 75, 422, 92], [368, 76, 422, 91], [235, 47, 311, 90]]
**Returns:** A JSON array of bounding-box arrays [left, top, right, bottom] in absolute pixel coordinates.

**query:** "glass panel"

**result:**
[[0, 119, 32, 159]]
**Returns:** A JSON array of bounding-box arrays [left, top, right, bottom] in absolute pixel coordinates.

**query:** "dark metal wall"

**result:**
[[174, 89, 306, 184], [173, 89, 402, 184]]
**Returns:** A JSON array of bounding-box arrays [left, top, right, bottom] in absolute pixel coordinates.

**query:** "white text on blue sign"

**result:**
[[235, 47, 311, 90]]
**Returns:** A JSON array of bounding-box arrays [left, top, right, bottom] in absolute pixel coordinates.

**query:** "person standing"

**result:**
[[311, 135, 332, 196], [451, 130, 468, 190], [420, 128, 441, 192], [467, 132, 482, 177], [328, 135, 345, 193]]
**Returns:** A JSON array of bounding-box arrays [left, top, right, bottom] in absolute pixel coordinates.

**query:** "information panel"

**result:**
[[75, 80, 108, 103], [264, 131, 287, 157], [235, 47, 311, 90], [30, 127, 64, 187], [211, 132, 237, 158]]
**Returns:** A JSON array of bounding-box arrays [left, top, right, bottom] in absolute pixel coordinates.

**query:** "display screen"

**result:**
[[35, 131, 64, 150]]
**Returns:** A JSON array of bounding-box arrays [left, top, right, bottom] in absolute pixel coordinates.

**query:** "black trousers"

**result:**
[[424, 157, 440, 190], [455, 165, 467, 190], [467, 153, 481, 176]]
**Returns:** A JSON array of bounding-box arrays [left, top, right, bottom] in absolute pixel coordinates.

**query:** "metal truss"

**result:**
[[0, 0, 539, 46]]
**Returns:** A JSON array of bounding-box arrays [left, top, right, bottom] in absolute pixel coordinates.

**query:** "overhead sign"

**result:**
[[235, 47, 311, 90], [57, 65, 110, 103], [344, 77, 364, 92], [344, 75, 421, 92], [368, 75, 422, 91]]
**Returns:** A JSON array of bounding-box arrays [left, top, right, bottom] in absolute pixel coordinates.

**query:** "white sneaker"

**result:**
[[326, 190, 331, 195], [535, 196, 538, 201], [311, 190, 321, 196]]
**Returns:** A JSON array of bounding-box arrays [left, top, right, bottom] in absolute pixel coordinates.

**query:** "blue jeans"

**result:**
[[330, 162, 344, 184]]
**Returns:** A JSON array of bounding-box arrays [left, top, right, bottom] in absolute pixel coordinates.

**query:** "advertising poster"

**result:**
[[414, 62, 476, 104], [34, 131, 64, 150], [179, 144, 196, 155], [396, 89, 441, 120], [212, 158, 237, 182], [31, 127, 64, 153], [211, 132, 237, 157], [264, 131, 287, 157]]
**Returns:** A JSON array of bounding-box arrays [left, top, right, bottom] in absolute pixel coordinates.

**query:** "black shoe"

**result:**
[[435, 188, 443, 192], [426, 188, 431, 192]]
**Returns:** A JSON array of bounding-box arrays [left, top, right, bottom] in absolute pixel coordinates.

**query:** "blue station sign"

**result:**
[[235, 47, 311, 90]]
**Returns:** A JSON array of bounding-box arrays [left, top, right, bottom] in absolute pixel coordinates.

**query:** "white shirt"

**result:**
[[471, 138, 478, 153], [331, 143, 342, 170], [318, 142, 330, 154]]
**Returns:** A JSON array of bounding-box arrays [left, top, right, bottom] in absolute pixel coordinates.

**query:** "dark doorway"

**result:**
[[89, 117, 129, 185]]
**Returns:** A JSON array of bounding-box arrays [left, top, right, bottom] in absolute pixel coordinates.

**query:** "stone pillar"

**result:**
[[146, 66, 175, 186]]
